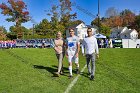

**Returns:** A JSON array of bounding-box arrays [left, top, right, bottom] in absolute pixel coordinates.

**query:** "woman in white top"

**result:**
[[54, 31, 65, 76]]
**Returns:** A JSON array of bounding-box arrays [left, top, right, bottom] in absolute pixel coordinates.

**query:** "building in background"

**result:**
[[66, 23, 98, 40], [110, 26, 138, 39]]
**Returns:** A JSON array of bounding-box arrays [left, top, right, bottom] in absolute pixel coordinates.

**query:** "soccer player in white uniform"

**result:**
[[82, 28, 99, 80], [66, 28, 80, 78]]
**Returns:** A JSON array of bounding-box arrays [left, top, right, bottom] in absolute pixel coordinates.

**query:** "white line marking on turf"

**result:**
[[64, 65, 87, 93]]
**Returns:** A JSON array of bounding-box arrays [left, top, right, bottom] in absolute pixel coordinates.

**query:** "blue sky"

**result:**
[[0, 0, 140, 31]]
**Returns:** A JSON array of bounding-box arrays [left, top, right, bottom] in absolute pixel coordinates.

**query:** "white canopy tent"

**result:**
[[94, 34, 106, 38]]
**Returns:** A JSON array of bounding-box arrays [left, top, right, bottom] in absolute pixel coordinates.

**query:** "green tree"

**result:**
[[91, 18, 101, 27], [9, 25, 30, 40], [0, 26, 7, 34], [47, 0, 77, 36], [100, 24, 111, 38], [34, 19, 52, 37], [0, 0, 30, 39]]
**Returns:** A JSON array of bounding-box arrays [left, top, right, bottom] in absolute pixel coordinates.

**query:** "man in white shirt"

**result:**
[[66, 28, 80, 78], [82, 28, 99, 80]]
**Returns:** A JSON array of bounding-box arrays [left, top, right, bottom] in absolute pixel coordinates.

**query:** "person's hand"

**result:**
[[66, 52, 68, 58], [82, 53, 85, 56], [96, 54, 99, 59], [75, 53, 79, 58]]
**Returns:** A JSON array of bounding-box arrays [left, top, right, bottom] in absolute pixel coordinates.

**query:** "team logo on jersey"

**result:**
[[68, 42, 74, 47]]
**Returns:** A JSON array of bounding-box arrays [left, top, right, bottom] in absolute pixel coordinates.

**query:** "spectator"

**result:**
[[54, 31, 65, 76]]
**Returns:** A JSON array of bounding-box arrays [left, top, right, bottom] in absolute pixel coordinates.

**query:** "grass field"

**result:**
[[0, 48, 140, 93]]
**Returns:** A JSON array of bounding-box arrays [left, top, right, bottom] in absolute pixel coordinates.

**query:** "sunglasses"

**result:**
[[69, 31, 74, 32], [87, 31, 92, 32]]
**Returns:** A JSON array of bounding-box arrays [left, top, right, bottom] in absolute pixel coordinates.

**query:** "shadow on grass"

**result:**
[[80, 72, 89, 78], [33, 65, 68, 77], [33, 65, 57, 76]]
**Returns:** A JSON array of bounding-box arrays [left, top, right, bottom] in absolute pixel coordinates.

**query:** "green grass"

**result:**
[[0, 48, 140, 93]]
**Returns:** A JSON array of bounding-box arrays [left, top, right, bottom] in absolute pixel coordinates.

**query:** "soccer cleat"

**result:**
[[54, 72, 60, 77], [60, 69, 64, 75], [90, 75, 94, 80], [87, 73, 91, 78], [76, 69, 80, 74], [60, 71, 64, 75], [68, 75, 73, 79], [87, 72, 91, 75]]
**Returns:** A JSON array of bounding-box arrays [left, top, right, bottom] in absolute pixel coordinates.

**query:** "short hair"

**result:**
[[69, 28, 75, 31], [87, 28, 92, 31], [56, 31, 62, 35], [57, 31, 62, 34]]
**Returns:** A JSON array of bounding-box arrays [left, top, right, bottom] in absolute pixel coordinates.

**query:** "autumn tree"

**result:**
[[120, 9, 135, 27], [0, 26, 7, 40], [103, 16, 123, 27], [0, 0, 30, 39], [91, 18, 111, 36], [103, 7, 123, 27]]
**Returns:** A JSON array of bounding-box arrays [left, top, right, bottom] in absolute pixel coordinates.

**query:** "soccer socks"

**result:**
[[76, 63, 80, 74], [76, 64, 79, 70], [69, 64, 79, 76], [69, 66, 72, 76]]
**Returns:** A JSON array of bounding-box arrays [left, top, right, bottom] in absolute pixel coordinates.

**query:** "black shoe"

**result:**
[[54, 72, 60, 77], [90, 75, 94, 80], [87, 72, 91, 76], [68, 75, 73, 79], [60, 71, 64, 75], [76, 69, 80, 74]]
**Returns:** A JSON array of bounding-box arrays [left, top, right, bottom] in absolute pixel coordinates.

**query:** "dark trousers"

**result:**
[[86, 53, 96, 76]]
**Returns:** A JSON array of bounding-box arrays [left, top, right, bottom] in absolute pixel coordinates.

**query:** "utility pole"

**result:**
[[98, 0, 100, 34]]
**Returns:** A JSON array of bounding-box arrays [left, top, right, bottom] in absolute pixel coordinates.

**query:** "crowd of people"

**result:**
[[97, 38, 113, 48], [0, 40, 16, 48]]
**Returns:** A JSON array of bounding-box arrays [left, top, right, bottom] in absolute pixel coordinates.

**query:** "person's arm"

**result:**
[[50, 39, 55, 48], [75, 42, 80, 57], [53, 40, 59, 52], [75, 38, 80, 57], [65, 38, 68, 58], [62, 39, 65, 52], [81, 39, 85, 56], [77, 42, 80, 54], [95, 38, 99, 58]]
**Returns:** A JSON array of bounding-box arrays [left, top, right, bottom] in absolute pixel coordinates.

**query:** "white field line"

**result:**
[[64, 65, 87, 93]]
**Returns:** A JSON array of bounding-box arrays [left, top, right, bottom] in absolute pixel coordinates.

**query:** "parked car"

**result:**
[[113, 39, 123, 48]]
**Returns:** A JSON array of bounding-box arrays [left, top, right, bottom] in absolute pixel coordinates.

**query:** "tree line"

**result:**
[[91, 7, 140, 38], [0, 0, 140, 40]]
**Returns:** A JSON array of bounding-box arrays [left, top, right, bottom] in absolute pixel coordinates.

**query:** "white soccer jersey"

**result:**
[[66, 35, 80, 56]]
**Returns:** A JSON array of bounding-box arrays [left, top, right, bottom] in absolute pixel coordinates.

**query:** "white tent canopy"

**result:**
[[94, 34, 106, 38]]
